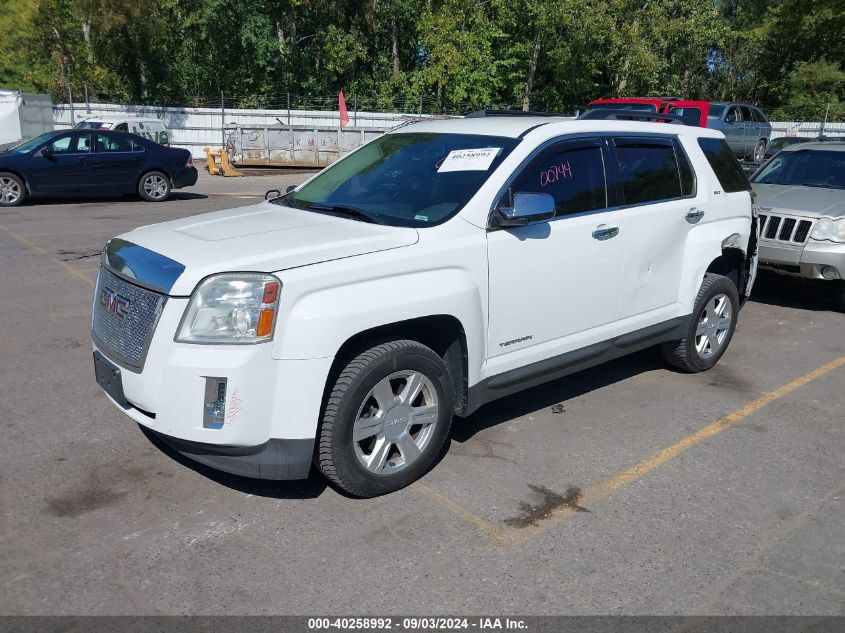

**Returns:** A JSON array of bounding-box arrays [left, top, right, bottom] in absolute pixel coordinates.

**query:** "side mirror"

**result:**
[[41, 146, 53, 158], [285, 185, 297, 193], [494, 192, 556, 228], [264, 189, 281, 200]]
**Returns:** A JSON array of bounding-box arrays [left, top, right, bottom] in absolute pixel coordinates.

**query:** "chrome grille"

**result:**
[[92, 267, 166, 372], [758, 213, 813, 245]]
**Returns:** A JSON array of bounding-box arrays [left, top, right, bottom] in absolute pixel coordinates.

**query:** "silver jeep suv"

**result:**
[[750, 142, 845, 307]]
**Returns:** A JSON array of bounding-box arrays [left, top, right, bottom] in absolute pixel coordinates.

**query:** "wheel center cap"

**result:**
[[383, 406, 410, 439]]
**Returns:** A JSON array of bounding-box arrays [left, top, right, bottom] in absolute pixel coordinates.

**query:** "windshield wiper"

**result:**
[[303, 203, 385, 224], [796, 182, 845, 190]]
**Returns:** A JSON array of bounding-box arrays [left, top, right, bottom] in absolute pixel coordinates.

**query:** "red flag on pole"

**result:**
[[339, 91, 350, 128]]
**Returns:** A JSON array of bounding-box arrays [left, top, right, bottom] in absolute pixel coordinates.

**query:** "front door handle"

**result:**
[[592, 225, 619, 241], [686, 208, 705, 222]]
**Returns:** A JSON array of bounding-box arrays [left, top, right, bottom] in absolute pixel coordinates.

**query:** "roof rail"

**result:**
[[578, 109, 695, 126], [465, 109, 570, 118]]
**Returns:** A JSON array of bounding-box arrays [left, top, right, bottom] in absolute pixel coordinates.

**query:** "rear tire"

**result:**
[[0, 172, 25, 207], [138, 171, 171, 202], [661, 273, 740, 373], [750, 139, 766, 163], [317, 340, 454, 498]]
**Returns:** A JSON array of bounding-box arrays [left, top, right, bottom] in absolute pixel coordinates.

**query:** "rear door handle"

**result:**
[[592, 225, 619, 241], [685, 208, 705, 222]]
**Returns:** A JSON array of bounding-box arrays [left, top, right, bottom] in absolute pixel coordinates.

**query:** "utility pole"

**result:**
[[220, 90, 225, 147], [821, 102, 830, 138], [68, 86, 75, 127]]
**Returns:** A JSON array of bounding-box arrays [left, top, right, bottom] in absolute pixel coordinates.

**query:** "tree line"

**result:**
[[1, 0, 843, 120]]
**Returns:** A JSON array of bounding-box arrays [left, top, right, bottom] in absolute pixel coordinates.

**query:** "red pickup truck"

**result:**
[[587, 97, 710, 127]]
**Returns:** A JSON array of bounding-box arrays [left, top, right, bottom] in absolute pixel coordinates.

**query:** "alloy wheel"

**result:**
[[143, 174, 168, 200], [0, 177, 21, 205], [695, 293, 732, 358], [352, 370, 439, 475]]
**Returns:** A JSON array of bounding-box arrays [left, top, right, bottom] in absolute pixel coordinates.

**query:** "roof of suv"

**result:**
[[779, 141, 845, 153], [394, 116, 723, 139]]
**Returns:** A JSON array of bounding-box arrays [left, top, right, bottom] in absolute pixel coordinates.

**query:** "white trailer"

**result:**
[[0, 90, 54, 150]]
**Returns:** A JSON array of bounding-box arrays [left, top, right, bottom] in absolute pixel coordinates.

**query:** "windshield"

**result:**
[[74, 121, 108, 129], [589, 102, 657, 112], [7, 132, 61, 153], [708, 104, 726, 119], [753, 149, 845, 189], [279, 132, 519, 227]]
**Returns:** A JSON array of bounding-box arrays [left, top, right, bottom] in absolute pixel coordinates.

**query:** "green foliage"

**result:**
[[0, 0, 841, 120]]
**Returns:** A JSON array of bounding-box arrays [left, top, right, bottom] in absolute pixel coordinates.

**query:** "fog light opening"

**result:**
[[821, 265, 838, 280], [203, 377, 227, 429]]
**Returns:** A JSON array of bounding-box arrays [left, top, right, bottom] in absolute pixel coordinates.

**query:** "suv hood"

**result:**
[[112, 201, 419, 296], [752, 183, 845, 218]]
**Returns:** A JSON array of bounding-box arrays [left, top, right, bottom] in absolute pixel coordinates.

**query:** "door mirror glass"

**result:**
[[40, 146, 52, 158], [495, 192, 555, 227], [265, 189, 281, 200]]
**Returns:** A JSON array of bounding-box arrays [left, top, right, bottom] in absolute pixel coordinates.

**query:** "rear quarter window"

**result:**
[[697, 138, 751, 193]]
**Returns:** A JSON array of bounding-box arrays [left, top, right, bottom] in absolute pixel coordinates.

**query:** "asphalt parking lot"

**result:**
[[1, 170, 843, 616]]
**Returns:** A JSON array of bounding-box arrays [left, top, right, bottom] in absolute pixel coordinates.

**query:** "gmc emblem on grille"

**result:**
[[100, 287, 131, 319]]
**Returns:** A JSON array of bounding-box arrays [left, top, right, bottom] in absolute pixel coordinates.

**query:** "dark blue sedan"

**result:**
[[0, 129, 198, 207]]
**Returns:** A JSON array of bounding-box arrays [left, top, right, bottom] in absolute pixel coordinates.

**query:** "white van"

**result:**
[[74, 116, 169, 145]]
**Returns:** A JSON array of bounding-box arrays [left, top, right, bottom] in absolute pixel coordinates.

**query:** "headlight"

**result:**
[[175, 273, 281, 344], [810, 217, 845, 243]]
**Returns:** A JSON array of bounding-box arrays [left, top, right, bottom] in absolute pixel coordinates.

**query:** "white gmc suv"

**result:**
[[92, 113, 758, 497]]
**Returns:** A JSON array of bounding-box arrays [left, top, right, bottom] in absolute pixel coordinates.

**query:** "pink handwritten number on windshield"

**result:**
[[540, 160, 573, 187]]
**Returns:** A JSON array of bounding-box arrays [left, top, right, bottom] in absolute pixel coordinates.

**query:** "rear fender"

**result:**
[[679, 217, 753, 311]]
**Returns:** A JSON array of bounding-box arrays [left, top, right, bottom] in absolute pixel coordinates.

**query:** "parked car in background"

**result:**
[[0, 129, 197, 206], [765, 136, 845, 159], [706, 103, 771, 163], [75, 116, 170, 146], [91, 114, 757, 497], [587, 98, 709, 126], [750, 142, 845, 308], [764, 136, 813, 159]]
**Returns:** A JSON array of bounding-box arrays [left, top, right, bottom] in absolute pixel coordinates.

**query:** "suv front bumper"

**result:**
[[758, 240, 845, 281], [148, 429, 314, 480], [93, 297, 333, 480]]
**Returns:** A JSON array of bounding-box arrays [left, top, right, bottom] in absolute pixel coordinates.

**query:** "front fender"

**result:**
[[272, 268, 486, 384]]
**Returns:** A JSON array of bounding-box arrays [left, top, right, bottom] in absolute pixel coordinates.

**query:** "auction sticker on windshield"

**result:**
[[437, 147, 501, 172]]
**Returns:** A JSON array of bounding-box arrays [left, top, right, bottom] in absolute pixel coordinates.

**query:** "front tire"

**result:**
[[317, 340, 454, 497], [0, 172, 25, 207], [138, 171, 171, 202], [661, 273, 740, 372]]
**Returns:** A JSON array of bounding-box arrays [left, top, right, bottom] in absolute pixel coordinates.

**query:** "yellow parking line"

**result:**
[[507, 354, 845, 543], [411, 481, 514, 545], [0, 223, 95, 288]]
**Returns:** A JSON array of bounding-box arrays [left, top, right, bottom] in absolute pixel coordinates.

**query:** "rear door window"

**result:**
[[507, 140, 607, 216], [612, 137, 687, 205], [697, 138, 751, 192], [96, 133, 133, 152]]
